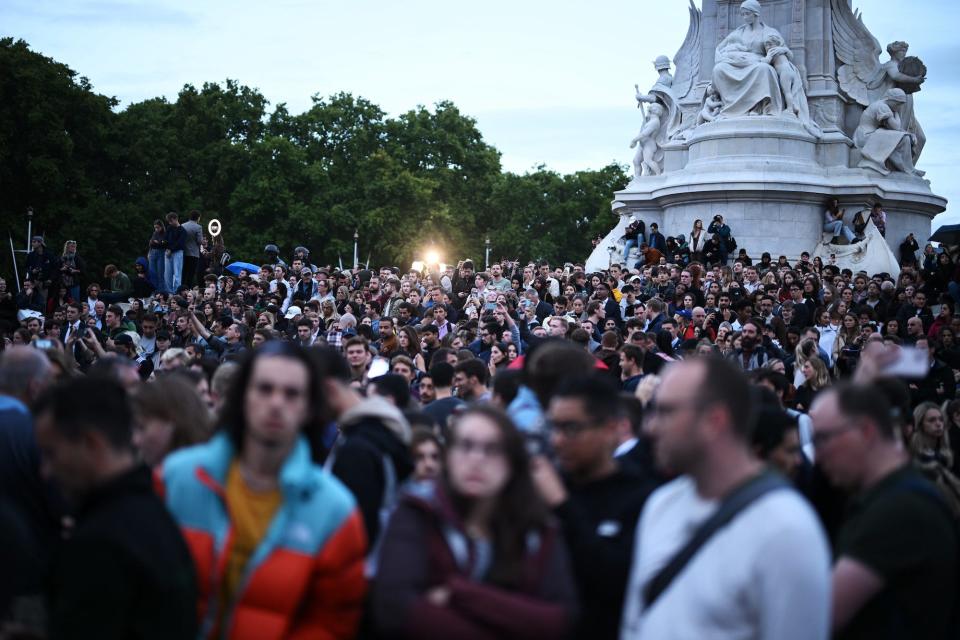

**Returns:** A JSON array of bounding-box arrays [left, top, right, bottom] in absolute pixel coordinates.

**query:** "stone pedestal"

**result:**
[[611, 116, 945, 262], [594, 0, 948, 270]]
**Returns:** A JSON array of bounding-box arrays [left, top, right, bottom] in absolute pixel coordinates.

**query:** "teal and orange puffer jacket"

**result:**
[[158, 433, 367, 640]]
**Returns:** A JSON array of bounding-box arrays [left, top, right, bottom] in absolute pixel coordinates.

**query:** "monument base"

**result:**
[[600, 116, 946, 266]]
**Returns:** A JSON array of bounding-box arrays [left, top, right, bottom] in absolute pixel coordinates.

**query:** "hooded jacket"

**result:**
[[329, 396, 414, 546], [159, 434, 367, 640]]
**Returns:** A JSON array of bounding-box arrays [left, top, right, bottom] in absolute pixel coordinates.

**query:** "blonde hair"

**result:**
[[160, 348, 190, 369], [804, 356, 830, 390]]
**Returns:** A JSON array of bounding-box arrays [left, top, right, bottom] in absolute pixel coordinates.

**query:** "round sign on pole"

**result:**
[[208, 219, 222, 237]]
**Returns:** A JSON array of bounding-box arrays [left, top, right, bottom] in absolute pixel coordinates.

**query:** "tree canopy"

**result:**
[[0, 38, 628, 279]]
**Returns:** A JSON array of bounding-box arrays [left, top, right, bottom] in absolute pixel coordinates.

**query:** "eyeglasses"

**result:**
[[547, 419, 597, 437], [811, 423, 857, 448], [646, 400, 708, 420], [451, 437, 504, 459]]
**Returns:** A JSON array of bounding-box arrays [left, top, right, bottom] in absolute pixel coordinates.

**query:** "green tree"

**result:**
[[0, 40, 630, 287], [0, 37, 118, 275], [486, 163, 629, 265]]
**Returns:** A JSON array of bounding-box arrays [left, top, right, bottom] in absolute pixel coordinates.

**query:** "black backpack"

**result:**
[[726, 233, 738, 251]]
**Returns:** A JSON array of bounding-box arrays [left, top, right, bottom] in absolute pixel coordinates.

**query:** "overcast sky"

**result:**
[[4, 0, 958, 227]]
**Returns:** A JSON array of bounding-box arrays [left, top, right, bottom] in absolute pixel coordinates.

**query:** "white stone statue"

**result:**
[[831, 0, 926, 161], [762, 32, 822, 137], [634, 56, 683, 145], [712, 0, 785, 117], [696, 84, 722, 126], [630, 103, 666, 177], [706, 0, 820, 136], [853, 88, 924, 178], [632, 1, 702, 144]]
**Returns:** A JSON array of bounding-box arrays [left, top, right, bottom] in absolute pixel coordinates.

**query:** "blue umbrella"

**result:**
[[225, 261, 261, 275]]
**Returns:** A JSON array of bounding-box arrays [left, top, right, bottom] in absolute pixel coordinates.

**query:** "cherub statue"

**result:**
[[696, 84, 722, 125], [630, 103, 666, 178], [763, 33, 800, 116]]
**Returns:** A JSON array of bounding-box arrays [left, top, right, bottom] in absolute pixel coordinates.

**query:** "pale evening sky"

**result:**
[[4, 0, 958, 228]]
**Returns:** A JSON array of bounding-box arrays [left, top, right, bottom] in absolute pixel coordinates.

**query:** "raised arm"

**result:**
[[189, 310, 212, 341]]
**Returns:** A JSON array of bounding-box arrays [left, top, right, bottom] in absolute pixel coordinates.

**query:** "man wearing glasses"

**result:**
[[810, 383, 957, 639], [533, 374, 656, 640], [620, 357, 830, 639]]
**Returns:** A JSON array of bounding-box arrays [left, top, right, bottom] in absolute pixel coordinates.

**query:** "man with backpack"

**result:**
[[708, 214, 734, 265], [315, 348, 414, 573], [811, 383, 958, 640]]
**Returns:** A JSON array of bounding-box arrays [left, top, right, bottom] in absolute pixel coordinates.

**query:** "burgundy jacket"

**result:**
[[372, 482, 578, 639]]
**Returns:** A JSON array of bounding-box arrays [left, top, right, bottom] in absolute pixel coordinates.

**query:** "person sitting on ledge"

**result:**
[[823, 199, 859, 245]]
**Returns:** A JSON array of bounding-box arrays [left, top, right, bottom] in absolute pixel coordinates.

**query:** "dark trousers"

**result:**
[[182, 256, 198, 289]]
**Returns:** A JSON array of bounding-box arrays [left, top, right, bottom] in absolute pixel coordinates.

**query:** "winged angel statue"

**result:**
[[831, 0, 926, 162], [630, 1, 701, 177]]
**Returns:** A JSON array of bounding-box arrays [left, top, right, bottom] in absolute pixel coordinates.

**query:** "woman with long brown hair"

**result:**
[[396, 325, 426, 371], [372, 406, 576, 638], [689, 218, 706, 263]]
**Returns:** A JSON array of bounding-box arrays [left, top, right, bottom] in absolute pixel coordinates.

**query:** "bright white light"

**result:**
[[425, 250, 440, 265]]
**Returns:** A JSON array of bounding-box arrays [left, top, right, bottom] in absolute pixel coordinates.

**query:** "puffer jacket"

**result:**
[[158, 433, 367, 640]]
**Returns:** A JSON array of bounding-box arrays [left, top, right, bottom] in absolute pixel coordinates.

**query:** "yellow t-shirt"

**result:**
[[221, 461, 282, 611]]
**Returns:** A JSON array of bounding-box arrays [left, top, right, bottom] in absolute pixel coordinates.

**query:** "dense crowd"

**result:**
[[1, 206, 959, 640]]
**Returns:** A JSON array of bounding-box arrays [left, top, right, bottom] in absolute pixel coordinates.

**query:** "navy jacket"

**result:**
[[164, 225, 186, 253]]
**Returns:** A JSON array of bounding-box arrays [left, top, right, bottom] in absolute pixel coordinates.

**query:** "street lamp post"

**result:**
[[8, 207, 33, 293], [353, 230, 359, 269], [485, 237, 491, 271], [607, 245, 616, 268]]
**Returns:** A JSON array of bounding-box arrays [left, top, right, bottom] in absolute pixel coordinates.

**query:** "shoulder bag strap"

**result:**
[[642, 470, 789, 608]]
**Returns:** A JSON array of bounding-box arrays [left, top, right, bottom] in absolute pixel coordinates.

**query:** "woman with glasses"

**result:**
[[372, 406, 576, 638]]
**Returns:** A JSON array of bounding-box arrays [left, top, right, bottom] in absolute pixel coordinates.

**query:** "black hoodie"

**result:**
[[330, 397, 414, 545]]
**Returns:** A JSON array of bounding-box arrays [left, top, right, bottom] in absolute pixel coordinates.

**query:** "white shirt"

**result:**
[[63, 320, 83, 343], [614, 438, 638, 459], [818, 323, 839, 366], [140, 334, 157, 355], [620, 476, 830, 640]]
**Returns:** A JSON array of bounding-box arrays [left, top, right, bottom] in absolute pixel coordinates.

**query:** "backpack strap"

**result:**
[[642, 470, 789, 608], [363, 454, 398, 578]]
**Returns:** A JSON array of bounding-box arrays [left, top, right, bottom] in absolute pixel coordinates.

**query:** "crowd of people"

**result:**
[[1, 206, 959, 639]]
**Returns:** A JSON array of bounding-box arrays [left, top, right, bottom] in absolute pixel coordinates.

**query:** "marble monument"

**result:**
[[586, 0, 946, 272]]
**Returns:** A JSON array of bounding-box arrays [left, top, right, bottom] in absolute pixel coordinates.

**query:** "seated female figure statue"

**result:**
[[854, 88, 924, 177], [712, 0, 785, 117]]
